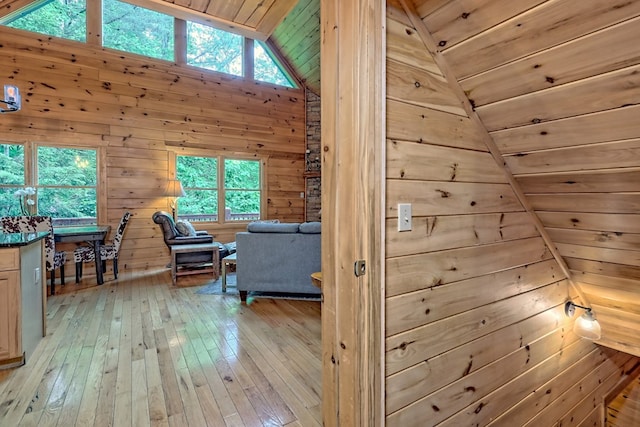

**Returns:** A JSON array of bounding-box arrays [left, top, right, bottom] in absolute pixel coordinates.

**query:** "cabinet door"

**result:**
[[0, 271, 20, 361]]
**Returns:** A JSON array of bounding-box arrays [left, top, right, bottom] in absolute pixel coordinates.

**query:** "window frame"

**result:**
[[0, 141, 103, 225], [34, 143, 99, 225], [173, 150, 266, 224]]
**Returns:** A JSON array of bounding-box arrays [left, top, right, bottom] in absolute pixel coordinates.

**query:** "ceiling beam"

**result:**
[[120, 0, 269, 41]]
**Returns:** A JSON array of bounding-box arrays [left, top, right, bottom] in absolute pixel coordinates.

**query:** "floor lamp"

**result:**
[[165, 179, 186, 221]]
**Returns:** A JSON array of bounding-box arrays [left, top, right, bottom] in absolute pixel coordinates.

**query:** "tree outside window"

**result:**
[[0, 143, 26, 217], [37, 146, 97, 224], [187, 22, 243, 76], [177, 155, 219, 222], [176, 155, 261, 222], [224, 159, 261, 221], [103, 0, 174, 61], [2, 0, 86, 42]]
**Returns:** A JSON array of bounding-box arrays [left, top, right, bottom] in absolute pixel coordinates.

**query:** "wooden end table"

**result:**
[[170, 243, 219, 286], [221, 252, 237, 292]]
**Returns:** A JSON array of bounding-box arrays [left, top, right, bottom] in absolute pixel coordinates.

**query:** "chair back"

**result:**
[[152, 211, 179, 246], [1, 215, 55, 270], [111, 211, 132, 254]]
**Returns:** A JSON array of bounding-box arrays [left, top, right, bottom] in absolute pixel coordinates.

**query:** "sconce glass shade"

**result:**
[[565, 302, 602, 341], [573, 310, 602, 341], [164, 179, 186, 198]]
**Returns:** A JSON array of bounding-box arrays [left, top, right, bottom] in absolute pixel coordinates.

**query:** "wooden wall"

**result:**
[[384, 2, 638, 425], [414, 0, 640, 356], [0, 25, 306, 274]]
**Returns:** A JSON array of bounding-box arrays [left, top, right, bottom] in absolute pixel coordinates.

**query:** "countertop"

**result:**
[[0, 232, 49, 247]]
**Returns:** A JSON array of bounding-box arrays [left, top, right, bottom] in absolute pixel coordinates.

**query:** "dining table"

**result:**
[[54, 225, 111, 285]]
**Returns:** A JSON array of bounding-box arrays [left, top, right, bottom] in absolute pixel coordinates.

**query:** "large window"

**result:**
[[37, 146, 97, 224], [2, 1, 297, 88], [103, 0, 174, 61], [0, 143, 97, 223], [176, 155, 261, 222], [224, 158, 261, 220], [0, 144, 26, 217], [2, 0, 86, 42], [187, 22, 243, 76]]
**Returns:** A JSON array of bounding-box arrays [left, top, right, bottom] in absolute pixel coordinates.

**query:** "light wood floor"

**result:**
[[0, 269, 322, 427]]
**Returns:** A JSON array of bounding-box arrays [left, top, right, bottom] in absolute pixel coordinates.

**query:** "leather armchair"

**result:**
[[152, 211, 213, 245], [152, 211, 217, 265]]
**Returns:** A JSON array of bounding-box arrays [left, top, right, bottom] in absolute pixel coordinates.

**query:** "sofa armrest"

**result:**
[[166, 235, 213, 245]]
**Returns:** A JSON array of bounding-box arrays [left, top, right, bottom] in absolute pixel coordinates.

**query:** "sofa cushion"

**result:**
[[247, 222, 300, 233], [298, 222, 321, 234]]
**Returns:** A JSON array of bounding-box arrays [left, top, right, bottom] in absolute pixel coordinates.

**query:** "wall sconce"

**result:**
[[1, 84, 21, 113], [164, 179, 186, 221], [565, 301, 602, 340]]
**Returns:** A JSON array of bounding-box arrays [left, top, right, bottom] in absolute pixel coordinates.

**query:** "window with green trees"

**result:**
[[187, 22, 243, 76], [0, 144, 97, 223], [2, 0, 86, 42], [2, 0, 296, 88], [103, 0, 174, 61], [177, 155, 261, 222], [254, 41, 295, 88], [0, 143, 26, 217], [37, 146, 97, 223]]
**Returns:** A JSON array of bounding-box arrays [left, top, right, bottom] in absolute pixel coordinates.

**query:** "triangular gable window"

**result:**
[[254, 41, 296, 88]]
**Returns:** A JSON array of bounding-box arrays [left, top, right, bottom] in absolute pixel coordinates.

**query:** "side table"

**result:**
[[221, 252, 237, 292], [170, 243, 219, 286]]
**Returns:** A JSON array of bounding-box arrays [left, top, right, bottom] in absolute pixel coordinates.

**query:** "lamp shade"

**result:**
[[165, 179, 186, 198], [573, 310, 602, 341]]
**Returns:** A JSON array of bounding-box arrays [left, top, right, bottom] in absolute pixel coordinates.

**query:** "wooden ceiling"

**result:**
[[410, 0, 640, 355], [125, 0, 299, 40]]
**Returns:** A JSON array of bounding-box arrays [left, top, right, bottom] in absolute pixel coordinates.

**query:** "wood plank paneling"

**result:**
[[0, 24, 305, 274], [387, 1, 639, 425], [607, 369, 640, 427], [438, 0, 640, 79]]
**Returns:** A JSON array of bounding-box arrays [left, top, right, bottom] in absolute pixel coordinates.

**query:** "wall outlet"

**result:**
[[397, 203, 412, 232]]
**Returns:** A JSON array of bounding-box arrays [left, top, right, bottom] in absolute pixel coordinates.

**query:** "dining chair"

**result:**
[[0, 215, 67, 295], [74, 212, 132, 283]]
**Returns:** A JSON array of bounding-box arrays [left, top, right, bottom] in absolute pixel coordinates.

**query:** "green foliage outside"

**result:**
[[0, 144, 96, 220], [254, 41, 295, 88], [0, 144, 26, 217], [5, 0, 86, 42], [177, 156, 260, 221], [224, 159, 260, 218], [187, 22, 242, 76], [103, 0, 174, 61], [37, 146, 97, 219]]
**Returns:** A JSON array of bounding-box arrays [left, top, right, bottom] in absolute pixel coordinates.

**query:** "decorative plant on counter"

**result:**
[[14, 186, 36, 215]]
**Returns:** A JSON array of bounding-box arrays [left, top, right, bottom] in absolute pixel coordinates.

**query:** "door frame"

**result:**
[[320, 0, 386, 425]]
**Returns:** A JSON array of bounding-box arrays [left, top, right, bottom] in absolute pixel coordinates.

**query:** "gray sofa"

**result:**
[[236, 221, 321, 302]]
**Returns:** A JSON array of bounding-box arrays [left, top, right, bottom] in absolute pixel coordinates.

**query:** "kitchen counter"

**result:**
[[0, 232, 47, 369], [0, 231, 49, 247]]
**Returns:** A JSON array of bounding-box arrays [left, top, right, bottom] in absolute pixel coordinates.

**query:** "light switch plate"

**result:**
[[397, 203, 412, 231]]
